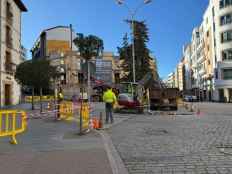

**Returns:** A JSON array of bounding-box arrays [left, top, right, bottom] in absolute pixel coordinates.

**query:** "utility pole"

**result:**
[[70, 24, 73, 51]]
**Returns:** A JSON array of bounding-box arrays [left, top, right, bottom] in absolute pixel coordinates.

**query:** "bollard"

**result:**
[[196, 108, 201, 115]]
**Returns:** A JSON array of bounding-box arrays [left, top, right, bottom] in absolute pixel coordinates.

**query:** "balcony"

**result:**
[[197, 55, 205, 63], [6, 10, 13, 25], [5, 62, 16, 75], [199, 68, 206, 75], [215, 79, 232, 88], [218, 61, 232, 69]]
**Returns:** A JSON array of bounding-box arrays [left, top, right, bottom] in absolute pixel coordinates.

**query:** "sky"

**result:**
[[21, 0, 209, 78]]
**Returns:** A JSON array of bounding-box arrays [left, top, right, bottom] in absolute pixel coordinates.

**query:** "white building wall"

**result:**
[[183, 44, 192, 90], [210, 0, 232, 102], [0, 0, 24, 106], [46, 27, 78, 51]]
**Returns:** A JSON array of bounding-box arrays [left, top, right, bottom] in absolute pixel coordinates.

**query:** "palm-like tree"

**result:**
[[74, 33, 104, 100]]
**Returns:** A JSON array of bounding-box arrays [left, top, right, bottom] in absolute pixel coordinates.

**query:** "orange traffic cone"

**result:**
[[98, 112, 103, 129]]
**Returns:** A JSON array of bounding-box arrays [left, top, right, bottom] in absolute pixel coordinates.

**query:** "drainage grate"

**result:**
[[216, 144, 232, 155], [144, 128, 169, 136]]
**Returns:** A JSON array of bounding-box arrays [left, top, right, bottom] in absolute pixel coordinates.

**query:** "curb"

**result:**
[[96, 130, 129, 174]]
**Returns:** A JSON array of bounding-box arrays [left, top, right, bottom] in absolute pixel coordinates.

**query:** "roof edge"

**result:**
[[14, 0, 27, 12]]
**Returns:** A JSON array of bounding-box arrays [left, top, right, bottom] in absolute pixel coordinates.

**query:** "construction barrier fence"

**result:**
[[58, 101, 91, 131], [0, 110, 27, 144], [25, 96, 55, 103]]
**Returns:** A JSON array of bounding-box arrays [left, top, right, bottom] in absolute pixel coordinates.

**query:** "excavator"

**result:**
[[116, 72, 179, 113]]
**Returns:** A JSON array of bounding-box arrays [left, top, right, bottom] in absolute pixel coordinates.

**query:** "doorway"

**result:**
[[229, 89, 232, 103], [219, 89, 225, 102], [4, 84, 11, 105]]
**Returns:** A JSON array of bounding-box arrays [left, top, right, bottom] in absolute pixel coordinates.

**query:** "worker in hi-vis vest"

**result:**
[[103, 87, 117, 124]]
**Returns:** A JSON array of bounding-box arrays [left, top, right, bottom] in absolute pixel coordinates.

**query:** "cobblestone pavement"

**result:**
[[108, 103, 232, 174]]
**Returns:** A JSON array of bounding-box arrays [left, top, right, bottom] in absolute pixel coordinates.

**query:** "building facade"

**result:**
[[31, 26, 77, 59], [167, 0, 232, 102], [212, 0, 232, 102], [0, 0, 27, 106]]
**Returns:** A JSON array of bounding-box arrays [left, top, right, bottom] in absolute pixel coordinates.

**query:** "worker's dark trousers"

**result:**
[[105, 103, 113, 124]]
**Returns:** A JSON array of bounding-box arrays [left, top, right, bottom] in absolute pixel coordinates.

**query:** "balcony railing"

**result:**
[[5, 62, 16, 75], [6, 10, 13, 25]]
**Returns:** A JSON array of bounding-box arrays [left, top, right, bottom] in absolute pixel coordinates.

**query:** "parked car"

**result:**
[[192, 95, 197, 102], [184, 95, 192, 102], [183, 95, 197, 102]]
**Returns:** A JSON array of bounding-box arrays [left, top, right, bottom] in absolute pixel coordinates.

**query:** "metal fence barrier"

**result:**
[[59, 102, 90, 131], [80, 103, 90, 130], [59, 101, 74, 120], [0, 110, 27, 144], [25, 96, 54, 103]]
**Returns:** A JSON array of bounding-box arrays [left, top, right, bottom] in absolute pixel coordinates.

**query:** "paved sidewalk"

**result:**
[[0, 102, 131, 174], [0, 117, 113, 174]]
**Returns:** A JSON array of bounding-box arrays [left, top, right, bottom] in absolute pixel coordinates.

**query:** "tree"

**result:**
[[118, 33, 133, 81], [15, 59, 58, 110], [73, 33, 104, 96], [118, 20, 154, 82], [74, 34, 104, 61]]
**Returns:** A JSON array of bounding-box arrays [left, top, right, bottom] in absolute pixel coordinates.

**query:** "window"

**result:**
[[5, 26, 12, 47], [6, 2, 13, 24], [220, 13, 232, 26], [223, 69, 232, 80], [220, 0, 232, 9], [215, 69, 218, 79], [5, 51, 13, 73], [221, 30, 232, 43], [222, 49, 232, 60]]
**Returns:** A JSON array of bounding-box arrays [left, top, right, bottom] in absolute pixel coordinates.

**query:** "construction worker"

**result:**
[[103, 87, 117, 124], [57, 89, 64, 120]]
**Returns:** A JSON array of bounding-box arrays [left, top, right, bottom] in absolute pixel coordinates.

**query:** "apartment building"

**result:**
[[166, 72, 175, 88], [177, 60, 185, 91], [183, 44, 192, 91], [31, 26, 77, 59], [168, 0, 232, 102], [0, 0, 27, 106], [212, 0, 232, 102]]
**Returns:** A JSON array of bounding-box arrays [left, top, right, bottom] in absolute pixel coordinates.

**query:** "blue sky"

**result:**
[[21, 0, 209, 78]]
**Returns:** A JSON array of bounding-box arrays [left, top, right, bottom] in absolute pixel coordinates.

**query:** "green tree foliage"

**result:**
[[118, 20, 154, 82], [74, 33, 104, 60], [15, 59, 58, 89], [117, 33, 133, 81], [73, 33, 104, 82], [15, 59, 58, 109]]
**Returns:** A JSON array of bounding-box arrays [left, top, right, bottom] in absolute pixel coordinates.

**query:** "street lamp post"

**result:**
[[116, 0, 152, 83]]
